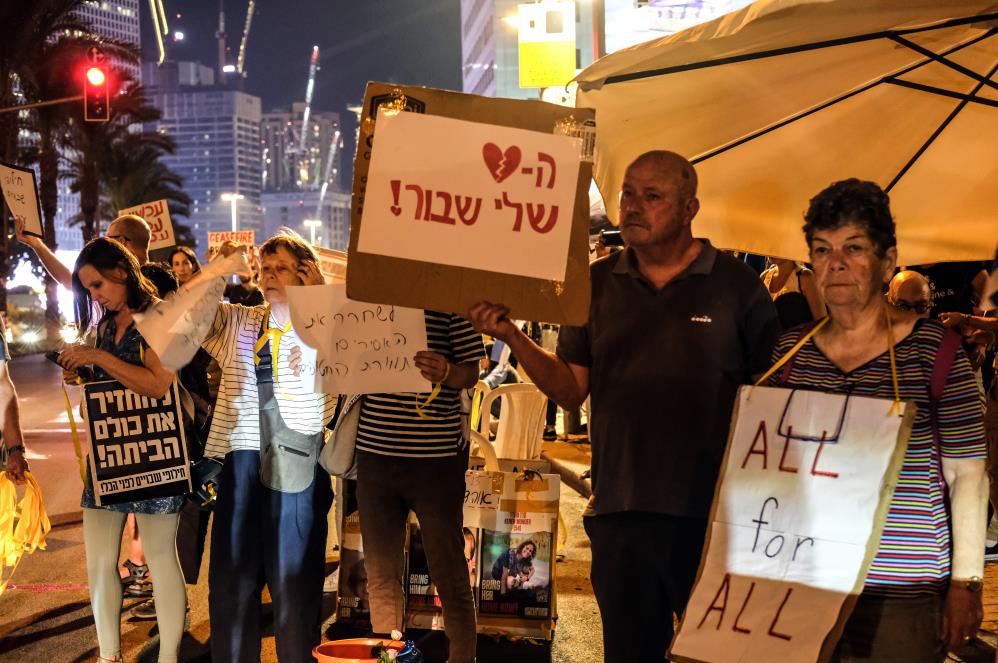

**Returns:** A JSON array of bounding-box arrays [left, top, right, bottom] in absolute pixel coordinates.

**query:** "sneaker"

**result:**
[[542, 425, 557, 441], [132, 598, 157, 620], [131, 598, 189, 620], [985, 541, 998, 562]]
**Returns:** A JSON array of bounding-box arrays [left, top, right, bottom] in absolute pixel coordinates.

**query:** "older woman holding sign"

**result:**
[[762, 180, 987, 662], [58, 238, 186, 663]]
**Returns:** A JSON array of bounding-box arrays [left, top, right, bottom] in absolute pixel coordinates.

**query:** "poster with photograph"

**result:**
[[478, 530, 553, 619], [406, 520, 480, 617]]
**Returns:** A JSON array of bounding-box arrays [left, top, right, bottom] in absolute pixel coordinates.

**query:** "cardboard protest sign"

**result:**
[[316, 246, 347, 283], [0, 162, 42, 238], [134, 251, 246, 372], [670, 386, 914, 663], [286, 283, 430, 394], [118, 199, 175, 251], [358, 109, 580, 281], [83, 380, 192, 506], [208, 230, 255, 249], [349, 82, 595, 325]]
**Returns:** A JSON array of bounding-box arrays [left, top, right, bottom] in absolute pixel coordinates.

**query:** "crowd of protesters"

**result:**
[[0, 146, 994, 663]]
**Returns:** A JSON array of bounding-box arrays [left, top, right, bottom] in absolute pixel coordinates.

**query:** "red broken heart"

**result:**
[[482, 143, 521, 183]]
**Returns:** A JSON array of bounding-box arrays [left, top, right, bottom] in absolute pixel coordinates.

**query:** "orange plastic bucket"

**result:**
[[313, 638, 406, 663]]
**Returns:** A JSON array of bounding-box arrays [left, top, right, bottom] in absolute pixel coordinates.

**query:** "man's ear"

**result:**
[[684, 196, 701, 227]]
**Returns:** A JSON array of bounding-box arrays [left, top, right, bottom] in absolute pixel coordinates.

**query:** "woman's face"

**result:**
[[259, 246, 303, 305], [171, 253, 194, 284], [521, 543, 536, 559], [78, 264, 128, 311], [809, 222, 896, 310]]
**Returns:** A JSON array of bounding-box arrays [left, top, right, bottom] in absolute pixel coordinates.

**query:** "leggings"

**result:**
[[82, 508, 186, 662]]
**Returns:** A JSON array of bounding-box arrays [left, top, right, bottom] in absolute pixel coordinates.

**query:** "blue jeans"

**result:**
[[208, 450, 333, 663]]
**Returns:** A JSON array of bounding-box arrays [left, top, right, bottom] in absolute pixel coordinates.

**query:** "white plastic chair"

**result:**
[[477, 383, 548, 460]]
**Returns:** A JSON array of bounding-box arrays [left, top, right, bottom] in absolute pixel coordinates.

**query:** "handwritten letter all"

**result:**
[[670, 386, 913, 663], [357, 109, 581, 282], [287, 283, 431, 395]]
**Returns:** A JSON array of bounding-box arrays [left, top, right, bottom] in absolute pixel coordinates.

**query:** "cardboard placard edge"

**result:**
[[347, 82, 593, 326]]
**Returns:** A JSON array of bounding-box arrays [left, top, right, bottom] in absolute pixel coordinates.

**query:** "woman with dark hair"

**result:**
[[57, 237, 186, 663], [492, 540, 537, 595], [169, 245, 201, 286], [763, 179, 987, 662]]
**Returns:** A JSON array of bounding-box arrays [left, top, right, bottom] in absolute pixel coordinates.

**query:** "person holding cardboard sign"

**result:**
[[469, 150, 781, 662], [765, 179, 988, 662], [58, 237, 187, 663]]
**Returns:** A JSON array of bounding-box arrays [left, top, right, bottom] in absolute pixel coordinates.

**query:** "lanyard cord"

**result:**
[[253, 307, 292, 384], [754, 308, 902, 415]]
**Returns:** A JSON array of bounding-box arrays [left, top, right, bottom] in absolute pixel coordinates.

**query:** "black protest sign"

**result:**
[[83, 380, 191, 505]]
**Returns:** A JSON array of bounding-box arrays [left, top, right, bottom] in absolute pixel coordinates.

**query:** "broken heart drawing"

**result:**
[[482, 143, 521, 183]]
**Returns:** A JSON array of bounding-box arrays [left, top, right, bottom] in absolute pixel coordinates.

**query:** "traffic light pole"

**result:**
[[0, 95, 84, 114]]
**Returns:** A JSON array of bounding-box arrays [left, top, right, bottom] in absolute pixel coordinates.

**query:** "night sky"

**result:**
[[141, 0, 464, 182]]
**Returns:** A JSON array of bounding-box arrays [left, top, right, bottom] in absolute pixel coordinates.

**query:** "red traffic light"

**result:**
[[83, 63, 110, 122], [86, 66, 106, 86]]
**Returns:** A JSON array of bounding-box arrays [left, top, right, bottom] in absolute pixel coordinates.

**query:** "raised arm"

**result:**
[[467, 303, 589, 410], [16, 217, 71, 289]]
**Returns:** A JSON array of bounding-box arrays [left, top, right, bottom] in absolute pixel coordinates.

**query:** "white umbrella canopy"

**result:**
[[576, 0, 998, 264]]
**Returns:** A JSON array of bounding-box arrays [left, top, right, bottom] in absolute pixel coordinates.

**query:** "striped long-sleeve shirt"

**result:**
[[768, 318, 986, 595], [201, 303, 337, 459]]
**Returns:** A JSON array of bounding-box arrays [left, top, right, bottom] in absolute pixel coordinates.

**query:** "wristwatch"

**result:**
[[952, 576, 984, 592]]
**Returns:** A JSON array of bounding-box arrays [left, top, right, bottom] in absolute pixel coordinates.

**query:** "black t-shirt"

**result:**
[[224, 282, 265, 307], [911, 262, 987, 317], [557, 242, 781, 518]]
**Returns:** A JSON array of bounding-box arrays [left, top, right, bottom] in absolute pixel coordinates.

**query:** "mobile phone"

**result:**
[[600, 230, 624, 247], [46, 350, 96, 382]]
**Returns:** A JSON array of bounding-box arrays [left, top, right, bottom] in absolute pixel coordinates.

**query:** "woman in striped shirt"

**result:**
[[768, 179, 987, 663]]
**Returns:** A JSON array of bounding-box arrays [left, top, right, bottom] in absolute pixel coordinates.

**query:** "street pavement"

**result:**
[[3, 353, 996, 662], [0, 354, 603, 662]]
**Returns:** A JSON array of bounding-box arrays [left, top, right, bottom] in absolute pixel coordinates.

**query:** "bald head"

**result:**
[[888, 270, 931, 317], [627, 150, 698, 202], [106, 214, 151, 264]]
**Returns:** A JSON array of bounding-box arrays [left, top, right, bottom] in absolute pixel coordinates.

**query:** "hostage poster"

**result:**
[[83, 380, 191, 506]]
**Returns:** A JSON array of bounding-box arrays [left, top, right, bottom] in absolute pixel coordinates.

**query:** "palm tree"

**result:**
[[0, 0, 88, 314]]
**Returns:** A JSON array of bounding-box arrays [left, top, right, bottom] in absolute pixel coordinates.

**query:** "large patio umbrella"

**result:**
[[575, 0, 998, 264]]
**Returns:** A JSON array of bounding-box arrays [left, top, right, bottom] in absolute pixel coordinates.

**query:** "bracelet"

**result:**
[[4, 444, 25, 455], [441, 362, 452, 384]]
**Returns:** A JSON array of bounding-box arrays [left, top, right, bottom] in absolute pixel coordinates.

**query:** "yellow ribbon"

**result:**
[[0, 471, 51, 595], [61, 383, 88, 486], [253, 311, 292, 384], [753, 309, 902, 415], [415, 383, 443, 420]]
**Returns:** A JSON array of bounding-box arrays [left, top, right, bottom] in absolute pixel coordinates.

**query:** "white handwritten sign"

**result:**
[[208, 230, 255, 249], [118, 199, 175, 251], [134, 252, 248, 371], [357, 109, 581, 282], [670, 386, 913, 663], [286, 283, 430, 394], [0, 162, 42, 238]]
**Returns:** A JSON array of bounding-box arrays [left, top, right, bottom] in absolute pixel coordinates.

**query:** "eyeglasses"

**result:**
[[892, 299, 930, 314]]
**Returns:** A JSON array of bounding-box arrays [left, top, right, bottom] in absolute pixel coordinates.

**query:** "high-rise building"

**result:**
[[53, 1, 143, 251], [460, 0, 596, 100], [460, 1, 752, 100], [260, 190, 351, 252], [261, 104, 343, 193], [144, 61, 263, 253]]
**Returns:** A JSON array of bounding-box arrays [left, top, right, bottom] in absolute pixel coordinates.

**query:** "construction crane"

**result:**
[[235, 0, 256, 76], [296, 45, 321, 188], [315, 127, 341, 216]]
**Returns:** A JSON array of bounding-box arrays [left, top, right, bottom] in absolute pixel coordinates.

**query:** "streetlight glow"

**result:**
[[221, 193, 245, 233], [303, 218, 322, 246], [86, 66, 106, 86]]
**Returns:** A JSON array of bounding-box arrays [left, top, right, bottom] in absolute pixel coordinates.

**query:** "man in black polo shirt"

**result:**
[[469, 150, 780, 662]]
